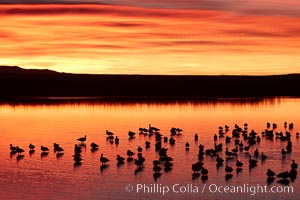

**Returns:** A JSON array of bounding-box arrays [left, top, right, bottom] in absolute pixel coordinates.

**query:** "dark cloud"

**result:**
[[0, 0, 299, 17], [0, 5, 179, 18], [225, 29, 290, 38], [95, 21, 154, 27], [144, 40, 234, 48]]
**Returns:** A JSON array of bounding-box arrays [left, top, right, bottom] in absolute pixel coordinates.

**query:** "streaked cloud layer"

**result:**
[[0, 3, 299, 74]]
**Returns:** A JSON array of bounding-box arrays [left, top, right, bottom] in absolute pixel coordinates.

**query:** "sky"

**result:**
[[0, 1, 299, 75]]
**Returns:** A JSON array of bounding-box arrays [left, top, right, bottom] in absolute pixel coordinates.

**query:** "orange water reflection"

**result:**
[[0, 98, 299, 199]]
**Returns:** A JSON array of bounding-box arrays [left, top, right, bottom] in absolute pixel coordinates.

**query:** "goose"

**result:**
[[185, 142, 190, 150], [100, 154, 109, 165], [127, 150, 135, 158], [266, 169, 276, 178], [225, 136, 232, 144], [192, 162, 203, 173], [90, 142, 99, 149], [225, 148, 234, 158], [115, 136, 119, 144], [116, 155, 125, 163], [145, 141, 151, 148], [137, 146, 143, 153], [277, 171, 290, 179], [170, 127, 177, 136], [284, 121, 287, 129], [236, 160, 243, 168], [77, 135, 86, 143], [254, 148, 259, 157], [149, 124, 160, 132], [128, 131, 136, 138], [29, 143, 35, 150], [214, 134, 218, 141], [53, 143, 60, 151], [135, 154, 145, 167], [41, 145, 49, 152], [153, 165, 162, 173], [10, 144, 17, 152], [216, 155, 224, 164], [16, 146, 24, 154], [249, 155, 257, 167], [201, 168, 208, 176], [169, 137, 175, 145], [194, 133, 198, 141], [261, 152, 267, 161], [176, 128, 183, 133], [106, 130, 114, 136], [73, 154, 82, 162], [225, 165, 233, 174], [291, 160, 298, 170], [164, 161, 173, 169], [153, 160, 160, 166], [56, 146, 64, 153], [244, 145, 250, 152], [232, 146, 238, 154]]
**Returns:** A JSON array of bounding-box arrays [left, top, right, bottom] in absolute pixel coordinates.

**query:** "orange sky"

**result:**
[[0, 4, 299, 74]]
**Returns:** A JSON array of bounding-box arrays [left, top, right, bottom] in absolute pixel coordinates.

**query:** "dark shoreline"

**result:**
[[0, 96, 286, 106], [1, 66, 300, 101]]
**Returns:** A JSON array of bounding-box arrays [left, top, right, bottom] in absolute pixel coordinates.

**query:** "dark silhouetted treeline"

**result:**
[[1, 66, 300, 100]]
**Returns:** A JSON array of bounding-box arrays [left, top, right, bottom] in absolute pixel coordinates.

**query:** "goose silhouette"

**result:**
[[53, 143, 60, 151], [236, 160, 243, 168], [29, 143, 35, 150], [266, 169, 276, 178], [116, 155, 125, 163], [261, 152, 267, 161], [185, 142, 190, 150], [153, 165, 162, 173], [216, 154, 224, 165], [225, 165, 233, 174], [10, 144, 17, 152], [100, 154, 109, 165], [254, 148, 259, 157], [291, 160, 298, 170], [201, 167, 208, 176], [249, 155, 258, 168], [90, 143, 99, 149], [127, 150, 135, 158], [277, 171, 290, 179], [106, 130, 114, 136], [77, 135, 86, 143], [128, 131, 136, 138], [194, 133, 198, 141], [41, 146, 49, 152], [16, 146, 24, 154], [192, 162, 203, 173], [137, 146, 143, 153], [115, 136, 119, 144], [145, 141, 151, 148], [153, 160, 160, 166]]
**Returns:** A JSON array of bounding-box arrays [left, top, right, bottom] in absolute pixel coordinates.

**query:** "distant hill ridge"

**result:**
[[1, 65, 300, 98], [0, 66, 59, 75]]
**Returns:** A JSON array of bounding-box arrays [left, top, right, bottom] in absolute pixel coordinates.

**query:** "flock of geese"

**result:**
[[8, 122, 299, 185]]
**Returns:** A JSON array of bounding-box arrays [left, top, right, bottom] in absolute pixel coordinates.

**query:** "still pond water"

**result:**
[[0, 98, 300, 200]]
